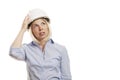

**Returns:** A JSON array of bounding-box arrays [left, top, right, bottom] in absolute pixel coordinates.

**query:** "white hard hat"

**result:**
[[28, 8, 50, 29]]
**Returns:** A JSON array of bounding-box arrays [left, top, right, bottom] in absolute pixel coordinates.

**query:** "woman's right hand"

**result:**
[[21, 15, 30, 32]]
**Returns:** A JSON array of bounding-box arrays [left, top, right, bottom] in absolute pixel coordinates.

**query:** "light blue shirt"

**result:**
[[9, 39, 72, 80]]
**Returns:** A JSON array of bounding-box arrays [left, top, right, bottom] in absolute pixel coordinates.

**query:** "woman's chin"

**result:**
[[38, 37, 47, 41]]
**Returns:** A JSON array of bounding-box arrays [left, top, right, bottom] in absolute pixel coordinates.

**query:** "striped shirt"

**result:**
[[9, 39, 72, 80]]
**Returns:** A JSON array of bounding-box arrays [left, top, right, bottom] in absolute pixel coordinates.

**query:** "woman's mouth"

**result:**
[[39, 32, 45, 36]]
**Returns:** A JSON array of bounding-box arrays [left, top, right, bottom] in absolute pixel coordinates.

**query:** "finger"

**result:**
[[23, 14, 29, 21], [24, 16, 29, 21]]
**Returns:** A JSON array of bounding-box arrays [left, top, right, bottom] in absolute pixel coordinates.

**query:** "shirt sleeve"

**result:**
[[60, 47, 72, 80], [9, 44, 26, 61]]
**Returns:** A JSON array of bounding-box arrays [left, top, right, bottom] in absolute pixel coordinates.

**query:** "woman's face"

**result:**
[[31, 19, 49, 41]]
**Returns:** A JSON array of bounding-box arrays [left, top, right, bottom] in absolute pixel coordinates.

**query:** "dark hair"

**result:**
[[27, 17, 50, 29]]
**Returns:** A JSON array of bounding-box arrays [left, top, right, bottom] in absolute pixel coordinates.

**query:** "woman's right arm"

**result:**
[[9, 16, 29, 60], [11, 15, 29, 48]]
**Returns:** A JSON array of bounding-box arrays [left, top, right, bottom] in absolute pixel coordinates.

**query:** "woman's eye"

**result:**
[[33, 24, 39, 27], [41, 22, 46, 26]]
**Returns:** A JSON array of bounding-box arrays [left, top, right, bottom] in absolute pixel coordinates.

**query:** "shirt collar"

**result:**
[[32, 38, 54, 46]]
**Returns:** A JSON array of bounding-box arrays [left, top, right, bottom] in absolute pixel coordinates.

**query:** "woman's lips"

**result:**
[[39, 32, 45, 36]]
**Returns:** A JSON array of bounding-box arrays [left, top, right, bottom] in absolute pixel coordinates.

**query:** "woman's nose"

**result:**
[[38, 26, 43, 31]]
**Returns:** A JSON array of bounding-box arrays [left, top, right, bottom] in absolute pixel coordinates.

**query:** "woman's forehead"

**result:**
[[33, 19, 45, 23]]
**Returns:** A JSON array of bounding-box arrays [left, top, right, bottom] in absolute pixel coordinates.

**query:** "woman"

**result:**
[[9, 8, 72, 80]]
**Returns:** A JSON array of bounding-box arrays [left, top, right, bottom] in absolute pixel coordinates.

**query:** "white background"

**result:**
[[0, 0, 120, 80]]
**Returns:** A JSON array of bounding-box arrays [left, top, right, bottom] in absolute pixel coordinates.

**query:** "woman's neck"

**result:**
[[38, 39, 48, 52]]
